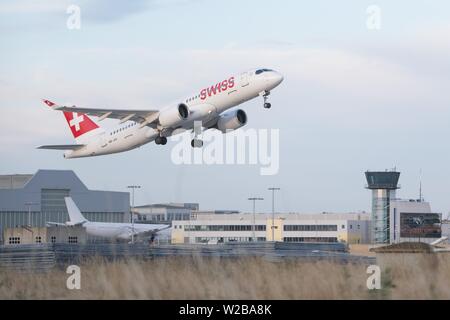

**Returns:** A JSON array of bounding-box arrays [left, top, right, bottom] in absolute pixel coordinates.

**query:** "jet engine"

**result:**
[[158, 103, 189, 128], [216, 109, 247, 133]]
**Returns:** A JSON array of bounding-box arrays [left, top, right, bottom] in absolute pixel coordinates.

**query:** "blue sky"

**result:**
[[1, 0, 450, 215]]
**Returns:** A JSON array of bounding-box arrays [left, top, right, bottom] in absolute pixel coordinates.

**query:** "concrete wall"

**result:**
[[3, 227, 47, 245], [3, 226, 87, 245]]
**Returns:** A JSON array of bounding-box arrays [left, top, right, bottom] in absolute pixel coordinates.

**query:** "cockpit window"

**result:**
[[255, 69, 273, 75]]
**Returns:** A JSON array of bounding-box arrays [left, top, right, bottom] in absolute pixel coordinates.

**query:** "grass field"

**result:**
[[1, 254, 450, 299]]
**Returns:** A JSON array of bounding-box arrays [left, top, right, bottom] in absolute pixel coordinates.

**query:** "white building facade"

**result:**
[[389, 199, 442, 244], [171, 212, 371, 244]]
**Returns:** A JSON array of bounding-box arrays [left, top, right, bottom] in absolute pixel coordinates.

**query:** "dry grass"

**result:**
[[1, 254, 450, 299]]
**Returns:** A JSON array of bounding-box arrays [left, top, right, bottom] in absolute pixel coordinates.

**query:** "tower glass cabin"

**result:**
[[365, 171, 400, 244]]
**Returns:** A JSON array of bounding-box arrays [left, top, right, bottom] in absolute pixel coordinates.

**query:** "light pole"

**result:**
[[127, 185, 141, 244], [268, 187, 280, 242], [25, 202, 39, 227], [248, 197, 264, 242]]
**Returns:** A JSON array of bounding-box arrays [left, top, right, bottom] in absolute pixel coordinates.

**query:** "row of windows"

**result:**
[[139, 213, 191, 222], [68, 236, 78, 243], [283, 237, 338, 243], [7, 236, 77, 244], [194, 237, 266, 243], [186, 95, 200, 103], [8, 237, 20, 244], [284, 225, 338, 232], [41, 188, 70, 213], [184, 225, 266, 232], [110, 122, 137, 136]]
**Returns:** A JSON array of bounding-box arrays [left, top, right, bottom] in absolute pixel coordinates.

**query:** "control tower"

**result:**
[[365, 170, 400, 244]]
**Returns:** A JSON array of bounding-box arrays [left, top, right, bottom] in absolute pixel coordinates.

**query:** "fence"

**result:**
[[0, 242, 375, 272]]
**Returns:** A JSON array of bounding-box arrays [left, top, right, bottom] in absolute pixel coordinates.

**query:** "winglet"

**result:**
[[42, 99, 63, 110]]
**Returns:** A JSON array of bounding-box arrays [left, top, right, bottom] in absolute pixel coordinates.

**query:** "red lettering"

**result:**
[[200, 76, 235, 100], [221, 80, 228, 91], [207, 85, 217, 96], [200, 89, 207, 100], [228, 76, 235, 88]]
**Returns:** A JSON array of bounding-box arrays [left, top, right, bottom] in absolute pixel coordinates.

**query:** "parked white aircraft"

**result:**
[[38, 68, 283, 158], [47, 197, 170, 241]]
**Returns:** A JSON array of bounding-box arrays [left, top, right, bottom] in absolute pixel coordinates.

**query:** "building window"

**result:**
[[184, 225, 266, 232], [283, 237, 338, 243], [51, 236, 56, 243], [35, 236, 42, 243], [8, 237, 20, 244], [341, 225, 345, 229], [41, 188, 70, 213], [68, 236, 78, 244], [283, 225, 337, 232]]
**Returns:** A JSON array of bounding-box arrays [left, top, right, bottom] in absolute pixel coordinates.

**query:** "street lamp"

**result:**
[[127, 185, 141, 244], [25, 202, 39, 227], [248, 197, 264, 242], [268, 187, 280, 242]]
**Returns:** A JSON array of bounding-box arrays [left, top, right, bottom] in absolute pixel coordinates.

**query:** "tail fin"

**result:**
[[64, 197, 88, 225], [43, 99, 101, 141]]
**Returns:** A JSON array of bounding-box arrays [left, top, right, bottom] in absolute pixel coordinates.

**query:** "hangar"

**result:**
[[0, 170, 129, 244]]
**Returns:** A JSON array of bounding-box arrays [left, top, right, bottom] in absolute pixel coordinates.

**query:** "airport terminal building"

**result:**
[[171, 212, 371, 244], [0, 170, 129, 244], [134, 203, 200, 223]]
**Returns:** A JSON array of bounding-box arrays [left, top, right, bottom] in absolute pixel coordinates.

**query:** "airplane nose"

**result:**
[[273, 72, 283, 86], [265, 71, 283, 88]]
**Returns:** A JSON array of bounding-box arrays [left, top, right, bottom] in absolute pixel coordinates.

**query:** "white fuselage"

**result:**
[[64, 69, 283, 158], [83, 221, 169, 240]]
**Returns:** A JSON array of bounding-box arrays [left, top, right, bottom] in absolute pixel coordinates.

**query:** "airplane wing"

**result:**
[[51, 104, 160, 124], [46, 222, 67, 226], [46, 221, 86, 227], [37, 144, 85, 150], [118, 224, 170, 239]]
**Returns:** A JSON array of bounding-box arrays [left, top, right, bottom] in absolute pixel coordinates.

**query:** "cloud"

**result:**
[[0, 0, 200, 25], [78, 0, 150, 23], [0, 1, 64, 14]]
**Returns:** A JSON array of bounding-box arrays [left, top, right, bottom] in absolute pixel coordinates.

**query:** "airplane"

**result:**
[[47, 197, 170, 242], [38, 68, 283, 158]]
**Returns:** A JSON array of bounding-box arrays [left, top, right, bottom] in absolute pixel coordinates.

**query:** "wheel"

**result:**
[[155, 136, 166, 145], [191, 139, 203, 148], [264, 102, 271, 109]]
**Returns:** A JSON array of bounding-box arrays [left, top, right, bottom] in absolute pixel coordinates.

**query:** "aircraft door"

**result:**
[[99, 133, 108, 148], [240, 72, 250, 87]]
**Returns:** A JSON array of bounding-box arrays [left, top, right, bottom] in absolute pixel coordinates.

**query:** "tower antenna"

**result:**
[[419, 168, 423, 202]]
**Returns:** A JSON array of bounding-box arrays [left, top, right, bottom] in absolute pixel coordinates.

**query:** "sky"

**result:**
[[1, 0, 450, 216]]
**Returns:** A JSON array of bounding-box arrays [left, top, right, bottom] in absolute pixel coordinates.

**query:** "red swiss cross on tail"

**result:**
[[42, 99, 99, 139]]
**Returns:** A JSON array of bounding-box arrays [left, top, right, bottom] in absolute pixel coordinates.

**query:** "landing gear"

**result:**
[[262, 90, 271, 108], [191, 122, 203, 148], [191, 138, 203, 148], [155, 136, 167, 145]]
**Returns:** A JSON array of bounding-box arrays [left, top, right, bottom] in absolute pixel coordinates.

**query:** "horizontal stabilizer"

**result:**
[[46, 222, 66, 227], [37, 144, 85, 150]]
